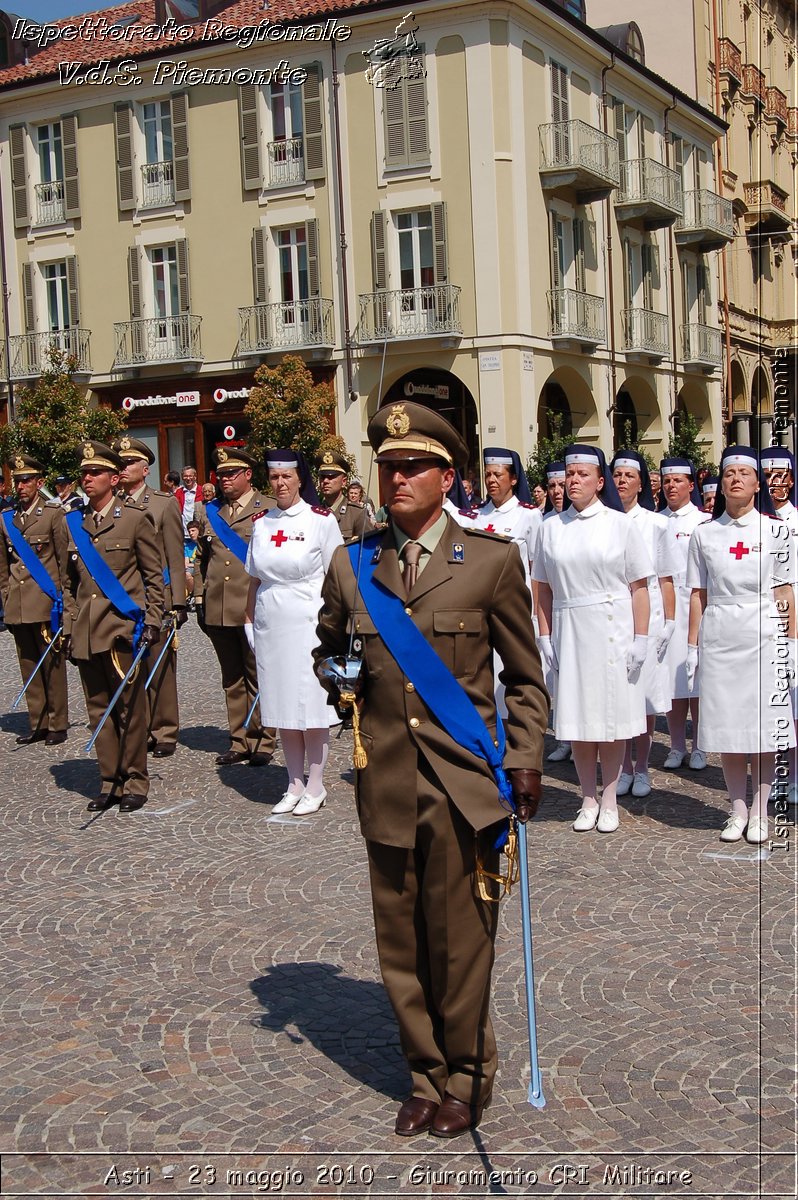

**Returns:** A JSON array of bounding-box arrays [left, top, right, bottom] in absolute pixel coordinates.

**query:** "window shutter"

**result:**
[[650, 239, 661, 291], [127, 246, 142, 319], [251, 227, 267, 304], [697, 256, 709, 317], [371, 211, 388, 290], [66, 256, 80, 326], [114, 103, 135, 211], [238, 85, 261, 191], [641, 114, 654, 157], [171, 92, 191, 201], [431, 202, 448, 284], [573, 218, 586, 293], [22, 262, 35, 332], [551, 61, 569, 122], [406, 68, 429, 164], [302, 62, 325, 180], [9, 124, 29, 228], [613, 98, 626, 157], [549, 213, 562, 290], [384, 82, 407, 167], [641, 243, 653, 309], [622, 237, 633, 307], [176, 240, 191, 312], [61, 113, 80, 219], [305, 219, 320, 297]]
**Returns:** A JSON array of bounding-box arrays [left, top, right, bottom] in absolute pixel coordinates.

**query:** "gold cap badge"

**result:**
[[14, 456, 25, 471], [119, 436, 131, 451], [322, 452, 334, 465], [83, 442, 95, 459], [217, 447, 228, 463], [386, 404, 410, 438]]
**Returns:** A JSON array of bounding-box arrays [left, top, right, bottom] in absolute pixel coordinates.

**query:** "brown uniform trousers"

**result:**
[[314, 516, 549, 1106], [194, 495, 276, 757], [126, 488, 186, 750], [0, 499, 70, 736], [61, 503, 164, 799]]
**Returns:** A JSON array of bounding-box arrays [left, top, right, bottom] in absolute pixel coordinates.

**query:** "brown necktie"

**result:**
[[229, 501, 239, 520], [403, 541, 422, 596], [94, 511, 102, 528]]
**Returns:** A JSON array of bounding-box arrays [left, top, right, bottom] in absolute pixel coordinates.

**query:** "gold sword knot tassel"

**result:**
[[476, 818, 519, 903], [339, 690, 368, 769]]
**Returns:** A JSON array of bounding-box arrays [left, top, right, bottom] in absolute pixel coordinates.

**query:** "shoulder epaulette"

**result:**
[[45, 499, 61, 508], [463, 526, 508, 541], [312, 504, 332, 516], [458, 507, 478, 520], [518, 501, 537, 510], [252, 509, 269, 522], [152, 488, 170, 498]]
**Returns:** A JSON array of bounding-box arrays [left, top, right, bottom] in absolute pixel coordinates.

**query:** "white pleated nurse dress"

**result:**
[[660, 501, 710, 698], [627, 503, 672, 716]]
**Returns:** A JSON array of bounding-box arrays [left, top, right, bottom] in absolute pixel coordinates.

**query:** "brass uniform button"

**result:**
[[409, 717, 420, 729], [405, 607, 413, 616], [405, 682, 415, 693]]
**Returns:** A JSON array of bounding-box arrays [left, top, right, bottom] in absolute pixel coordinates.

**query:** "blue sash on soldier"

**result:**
[[347, 542, 515, 821], [1, 510, 63, 632], [65, 509, 145, 647], [204, 500, 249, 564]]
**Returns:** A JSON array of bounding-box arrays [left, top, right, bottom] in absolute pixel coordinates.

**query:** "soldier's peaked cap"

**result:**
[[315, 449, 350, 475], [368, 401, 468, 471], [8, 452, 45, 478], [212, 445, 258, 471], [112, 435, 155, 465], [78, 441, 124, 472]]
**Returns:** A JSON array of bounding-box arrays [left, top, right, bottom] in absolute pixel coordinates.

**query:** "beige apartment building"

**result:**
[[0, 0, 731, 484]]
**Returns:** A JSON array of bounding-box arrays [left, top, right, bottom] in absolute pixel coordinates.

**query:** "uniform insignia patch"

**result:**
[[386, 404, 410, 438], [113, 507, 121, 518], [252, 510, 268, 522], [14, 456, 25, 471], [371, 545, 382, 564], [217, 447, 228, 463], [452, 543, 464, 562], [312, 505, 332, 516], [120, 436, 131, 452], [83, 442, 95, 459], [322, 451, 334, 465]]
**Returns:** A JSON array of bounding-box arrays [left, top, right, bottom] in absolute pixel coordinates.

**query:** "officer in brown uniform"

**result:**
[[315, 450, 370, 542], [314, 402, 548, 1138], [113, 435, 187, 757], [193, 445, 276, 765], [0, 454, 70, 745], [60, 442, 164, 812]]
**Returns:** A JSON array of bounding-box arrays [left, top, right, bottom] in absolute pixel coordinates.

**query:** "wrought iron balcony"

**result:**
[[357, 285, 462, 341], [615, 158, 682, 227], [238, 299, 334, 354], [267, 137, 305, 187], [113, 315, 202, 368], [717, 38, 742, 87], [622, 307, 670, 360], [539, 119, 619, 200], [548, 288, 605, 346], [765, 87, 788, 128], [741, 64, 766, 105], [9, 328, 91, 378], [681, 322, 722, 370], [743, 179, 791, 233], [675, 188, 733, 250], [140, 161, 175, 208], [33, 180, 65, 226]]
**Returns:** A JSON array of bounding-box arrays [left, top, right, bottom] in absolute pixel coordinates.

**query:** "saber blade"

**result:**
[[517, 821, 546, 1107], [244, 691, 260, 729], [144, 625, 176, 690], [85, 641, 149, 754], [11, 626, 63, 711]]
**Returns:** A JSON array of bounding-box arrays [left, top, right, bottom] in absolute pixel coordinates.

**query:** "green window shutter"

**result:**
[[251, 227, 267, 303], [66, 256, 80, 326], [431, 202, 447, 284], [114, 103, 135, 212], [306, 219, 320, 297], [171, 92, 191, 201], [302, 62, 325, 180], [371, 211, 387, 290], [176, 240, 191, 312], [10, 124, 29, 228], [22, 262, 35, 332], [238, 85, 261, 191], [61, 113, 80, 219], [127, 246, 141, 319]]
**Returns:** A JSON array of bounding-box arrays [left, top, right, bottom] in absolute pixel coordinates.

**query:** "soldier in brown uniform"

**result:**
[[60, 442, 164, 812], [315, 450, 371, 542], [0, 454, 70, 745], [314, 403, 548, 1138], [113, 436, 187, 757], [193, 445, 276, 765]]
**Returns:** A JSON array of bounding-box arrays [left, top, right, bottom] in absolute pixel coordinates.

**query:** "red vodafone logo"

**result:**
[[214, 388, 226, 404], [122, 396, 134, 412], [223, 425, 236, 440]]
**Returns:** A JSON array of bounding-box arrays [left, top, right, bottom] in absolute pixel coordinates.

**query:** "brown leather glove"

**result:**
[[173, 606, 189, 628], [141, 624, 160, 648], [509, 768, 541, 824], [58, 633, 73, 661]]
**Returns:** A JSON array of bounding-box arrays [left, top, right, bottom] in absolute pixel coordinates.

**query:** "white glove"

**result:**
[[685, 644, 699, 693], [655, 619, 676, 663], [244, 622, 255, 652], [537, 635, 559, 676], [626, 635, 648, 683]]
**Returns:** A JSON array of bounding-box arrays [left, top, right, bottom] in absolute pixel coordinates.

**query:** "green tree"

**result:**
[[244, 355, 341, 480], [0, 348, 126, 485], [666, 411, 715, 472], [525, 412, 571, 492], [615, 419, 656, 470]]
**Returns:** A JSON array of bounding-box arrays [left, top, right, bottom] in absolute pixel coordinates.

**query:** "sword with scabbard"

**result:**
[[10, 626, 64, 711], [85, 639, 149, 754], [144, 612, 179, 690]]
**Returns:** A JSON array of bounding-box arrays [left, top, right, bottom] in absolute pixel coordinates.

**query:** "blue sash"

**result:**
[[65, 509, 144, 647], [204, 500, 248, 564], [1, 510, 63, 632], [346, 542, 514, 817], [163, 567, 170, 586]]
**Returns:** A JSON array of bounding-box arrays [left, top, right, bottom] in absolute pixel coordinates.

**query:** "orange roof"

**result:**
[[0, 0, 390, 89]]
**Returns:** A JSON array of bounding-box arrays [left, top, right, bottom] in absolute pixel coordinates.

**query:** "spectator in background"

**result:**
[[54, 474, 83, 511], [164, 471, 181, 497], [532, 483, 547, 511], [202, 482, 217, 504], [176, 466, 200, 533], [185, 518, 200, 609]]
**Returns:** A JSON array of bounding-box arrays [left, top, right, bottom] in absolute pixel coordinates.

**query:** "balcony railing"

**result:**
[[717, 37, 742, 85], [675, 188, 734, 249], [238, 299, 334, 354], [622, 307, 670, 358], [33, 180, 65, 226], [616, 158, 682, 224], [358, 285, 462, 341], [548, 288, 605, 345], [741, 64, 766, 104], [113, 314, 202, 368], [681, 322, 722, 368], [743, 179, 791, 232], [267, 137, 305, 187], [539, 119, 619, 195], [140, 161, 175, 208], [765, 87, 788, 126], [9, 328, 91, 378]]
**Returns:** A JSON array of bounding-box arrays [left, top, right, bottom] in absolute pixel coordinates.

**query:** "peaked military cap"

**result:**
[[77, 441, 124, 472], [368, 400, 468, 471], [315, 449, 350, 476], [112, 435, 155, 465], [212, 444, 258, 471], [8, 453, 45, 479]]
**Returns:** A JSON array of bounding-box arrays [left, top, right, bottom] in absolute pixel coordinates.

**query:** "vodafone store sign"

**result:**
[[122, 390, 200, 412]]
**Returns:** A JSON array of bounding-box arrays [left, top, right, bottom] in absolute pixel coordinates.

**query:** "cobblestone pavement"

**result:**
[[0, 620, 795, 1199]]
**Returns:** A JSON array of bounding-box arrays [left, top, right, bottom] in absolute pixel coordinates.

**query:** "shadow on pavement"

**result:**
[[0, 711, 29, 737], [249, 962, 408, 1099], [180, 723, 230, 753], [50, 758, 98, 800]]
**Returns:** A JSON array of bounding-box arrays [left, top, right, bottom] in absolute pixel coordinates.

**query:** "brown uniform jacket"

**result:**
[[61, 502, 165, 659], [124, 486, 186, 609], [329, 494, 370, 543], [314, 515, 549, 848], [193, 491, 274, 624], [0, 497, 69, 625]]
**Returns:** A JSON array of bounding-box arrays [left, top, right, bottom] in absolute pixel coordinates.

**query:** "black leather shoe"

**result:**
[[16, 731, 48, 745], [153, 745, 176, 758], [216, 750, 250, 766], [86, 796, 113, 812], [248, 753, 272, 768], [45, 730, 67, 746], [147, 737, 157, 751], [119, 795, 146, 813], [430, 1093, 486, 1138], [395, 1097, 439, 1137]]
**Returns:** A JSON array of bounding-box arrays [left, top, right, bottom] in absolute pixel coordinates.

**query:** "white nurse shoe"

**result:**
[[272, 791, 302, 814], [596, 808, 619, 833], [572, 806, 599, 832], [688, 749, 707, 770], [631, 772, 652, 798], [293, 787, 327, 816], [663, 749, 687, 769], [547, 741, 572, 762], [719, 815, 747, 842], [616, 772, 633, 796], [745, 817, 768, 844]]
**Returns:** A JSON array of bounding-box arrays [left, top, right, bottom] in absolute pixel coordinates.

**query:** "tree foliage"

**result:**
[[245, 355, 341, 475], [666, 410, 716, 472], [615, 419, 656, 470], [0, 349, 126, 485], [525, 412, 571, 491]]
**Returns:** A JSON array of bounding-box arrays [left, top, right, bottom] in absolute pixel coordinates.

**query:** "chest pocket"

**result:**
[[346, 612, 383, 679], [25, 535, 48, 555], [433, 610, 482, 677], [105, 540, 130, 553]]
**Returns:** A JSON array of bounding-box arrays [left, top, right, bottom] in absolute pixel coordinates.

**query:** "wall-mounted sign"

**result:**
[[223, 425, 236, 440], [479, 353, 500, 373], [214, 387, 251, 404], [522, 352, 534, 372], [404, 381, 449, 400], [122, 390, 200, 412]]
